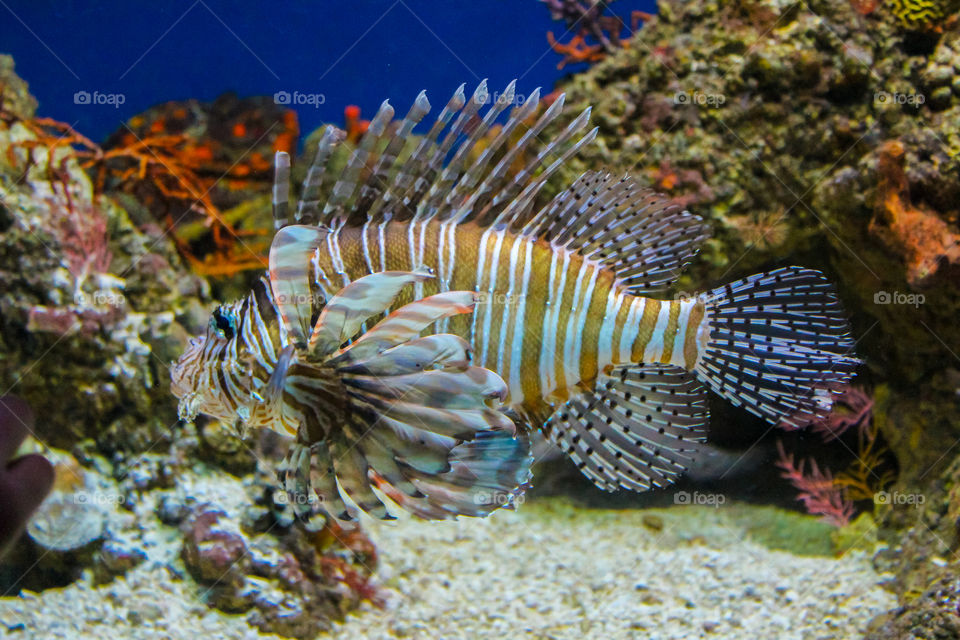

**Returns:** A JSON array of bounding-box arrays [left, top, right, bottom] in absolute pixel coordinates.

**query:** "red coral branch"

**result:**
[[776, 440, 855, 527], [808, 386, 875, 442]]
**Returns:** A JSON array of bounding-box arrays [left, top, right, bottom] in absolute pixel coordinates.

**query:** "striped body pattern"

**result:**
[[172, 268, 534, 524], [307, 218, 709, 418], [267, 79, 859, 494]]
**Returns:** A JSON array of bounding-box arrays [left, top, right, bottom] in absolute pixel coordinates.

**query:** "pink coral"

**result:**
[[775, 440, 855, 527], [808, 386, 874, 442], [45, 184, 112, 289]]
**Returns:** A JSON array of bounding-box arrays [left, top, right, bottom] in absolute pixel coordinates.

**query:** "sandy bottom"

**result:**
[[0, 499, 894, 640]]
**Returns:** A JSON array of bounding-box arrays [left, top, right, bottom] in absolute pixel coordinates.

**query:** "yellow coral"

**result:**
[[888, 0, 953, 31]]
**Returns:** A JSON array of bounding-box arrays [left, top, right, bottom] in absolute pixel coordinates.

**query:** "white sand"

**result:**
[[0, 499, 895, 640]]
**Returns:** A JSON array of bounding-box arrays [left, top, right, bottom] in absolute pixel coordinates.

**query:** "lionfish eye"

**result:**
[[211, 307, 237, 341]]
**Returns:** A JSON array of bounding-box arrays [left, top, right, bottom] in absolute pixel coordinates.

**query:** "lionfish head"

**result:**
[[170, 303, 242, 423]]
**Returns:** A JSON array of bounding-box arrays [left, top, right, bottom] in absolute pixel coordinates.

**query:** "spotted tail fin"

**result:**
[[693, 267, 860, 428]]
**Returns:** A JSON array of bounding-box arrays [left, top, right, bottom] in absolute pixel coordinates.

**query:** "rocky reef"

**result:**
[[0, 55, 378, 638], [542, 0, 960, 632]]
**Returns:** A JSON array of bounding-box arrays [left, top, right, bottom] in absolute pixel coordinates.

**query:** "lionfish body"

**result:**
[[172, 268, 534, 524], [266, 80, 859, 493]]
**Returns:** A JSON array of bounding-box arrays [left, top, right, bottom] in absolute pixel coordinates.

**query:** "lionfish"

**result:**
[[172, 79, 858, 524]]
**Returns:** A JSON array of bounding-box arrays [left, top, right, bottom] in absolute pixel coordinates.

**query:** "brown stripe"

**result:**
[[442, 223, 475, 337], [419, 220, 441, 299], [683, 301, 706, 370], [631, 298, 660, 362], [659, 300, 682, 364], [579, 268, 612, 385], [519, 237, 551, 413], [610, 293, 632, 364]]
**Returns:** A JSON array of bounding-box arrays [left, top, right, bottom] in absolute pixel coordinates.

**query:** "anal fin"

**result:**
[[544, 363, 709, 492]]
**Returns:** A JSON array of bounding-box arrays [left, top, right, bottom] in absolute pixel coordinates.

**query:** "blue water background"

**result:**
[[2, 0, 657, 143]]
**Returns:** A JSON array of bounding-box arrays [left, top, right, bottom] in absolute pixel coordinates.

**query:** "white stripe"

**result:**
[[435, 219, 459, 332], [644, 302, 672, 363], [538, 249, 560, 399], [597, 290, 623, 367], [478, 228, 506, 367], [547, 249, 570, 397], [326, 226, 349, 286], [470, 226, 495, 353], [311, 246, 335, 297], [360, 219, 375, 275], [377, 219, 389, 272], [669, 301, 695, 368], [413, 218, 430, 300]]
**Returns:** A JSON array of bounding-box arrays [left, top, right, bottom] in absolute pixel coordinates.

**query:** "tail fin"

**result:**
[[693, 267, 859, 429]]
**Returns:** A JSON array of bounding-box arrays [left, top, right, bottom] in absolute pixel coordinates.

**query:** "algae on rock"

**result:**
[[543, 0, 960, 629]]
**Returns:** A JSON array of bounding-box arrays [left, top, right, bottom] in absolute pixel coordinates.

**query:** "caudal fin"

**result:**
[[693, 267, 859, 429]]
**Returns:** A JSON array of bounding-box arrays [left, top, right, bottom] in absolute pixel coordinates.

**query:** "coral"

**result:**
[[646, 158, 715, 209], [776, 440, 856, 527], [808, 386, 875, 442], [870, 140, 960, 286], [547, 32, 609, 69], [542, 0, 642, 68], [776, 387, 894, 524], [0, 70, 211, 454], [0, 55, 36, 121], [834, 418, 897, 501], [889, 0, 957, 32], [343, 104, 369, 145], [850, 0, 880, 15], [865, 574, 960, 638], [181, 486, 381, 638], [545, 0, 960, 573], [99, 93, 297, 277]]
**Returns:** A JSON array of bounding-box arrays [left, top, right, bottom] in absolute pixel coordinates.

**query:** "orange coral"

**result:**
[[872, 140, 960, 285], [547, 32, 608, 69], [9, 114, 271, 277], [344, 105, 369, 145], [308, 522, 383, 607], [849, 0, 878, 15]]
